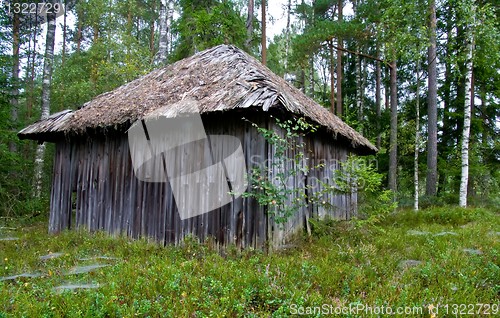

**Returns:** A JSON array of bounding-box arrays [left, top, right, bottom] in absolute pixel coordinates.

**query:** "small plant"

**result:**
[[242, 117, 394, 228], [0, 206, 498, 316], [331, 156, 396, 227], [308, 216, 341, 237], [241, 116, 321, 225]]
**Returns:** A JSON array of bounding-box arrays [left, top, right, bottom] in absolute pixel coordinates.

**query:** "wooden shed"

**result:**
[[19, 45, 377, 249]]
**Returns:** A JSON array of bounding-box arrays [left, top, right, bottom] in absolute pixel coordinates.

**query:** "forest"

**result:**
[[0, 0, 498, 216], [0, 0, 499, 316]]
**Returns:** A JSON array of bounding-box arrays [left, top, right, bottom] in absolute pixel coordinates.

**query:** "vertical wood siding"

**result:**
[[49, 112, 356, 249]]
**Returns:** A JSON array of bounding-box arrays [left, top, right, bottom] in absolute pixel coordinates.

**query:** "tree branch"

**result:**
[[330, 43, 390, 66]]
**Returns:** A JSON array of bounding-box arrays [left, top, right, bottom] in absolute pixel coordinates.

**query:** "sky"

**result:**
[[266, 0, 292, 39]]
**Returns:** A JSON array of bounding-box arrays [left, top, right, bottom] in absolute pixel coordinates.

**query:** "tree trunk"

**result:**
[[27, 15, 38, 121], [246, 0, 255, 49], [155, 0, 168, 65], [479, 88, 488, 199], [10, 12, 20, 153], [336, 0, 343, 118], [168, 4, 174, 56], [467, 70, 475, 200], [90, 24, 99, 88], [480, 87, 488, 155], [309, 55, 314, 97], [375, 44, 381, 149], [385, 66, 390, 111], [62, 0, 67, 65], [426, 0, 438, 197], [388, 60, 398, 195], [355, 53, 361, 124], [459, 11, 474, 208], [329, 41, 335, 113], [284, 0, 291, 74], [59, 1, 68, 113], [34, 4, 57, 198], [360, 56, 366, 132], [415, 59, 421, 211], [299, 69, 305, 92], [455, 24, 467, 149], [76, 6, 83, 53], [127, 8, 133, 38], [321, 60, 328, 98], [438, 7, 454, 195], [261, 0, 267, 65], [149, 0, 156, 60]]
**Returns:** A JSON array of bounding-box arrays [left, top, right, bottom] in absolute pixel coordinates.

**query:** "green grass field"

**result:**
[[1, 207, 499, 317]]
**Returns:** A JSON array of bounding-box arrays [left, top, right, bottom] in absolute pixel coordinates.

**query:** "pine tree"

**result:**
[[426, 0, 438, 197]]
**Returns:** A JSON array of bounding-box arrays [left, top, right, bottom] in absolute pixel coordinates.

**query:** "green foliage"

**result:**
[[291, 19, 362, 64], [384, 206, 489, 227], [243, 117, 395, 227], [267, 34, 287, 77], [308, 216, 339, 237], [51, 0, 155, 113], [0, 22, 48, 217], [0, 207, 498, 316], [172, 0, 247, 61], [331, 156, 397, 227], [242, 116, 321, 225]]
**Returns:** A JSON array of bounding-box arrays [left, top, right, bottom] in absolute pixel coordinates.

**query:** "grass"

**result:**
[[0, 206, 499, 317]]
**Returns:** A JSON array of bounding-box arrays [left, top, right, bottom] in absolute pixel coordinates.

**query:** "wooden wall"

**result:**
[[49, 111, 355, 249]]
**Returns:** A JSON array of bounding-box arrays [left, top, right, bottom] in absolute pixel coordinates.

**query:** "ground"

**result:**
[[0, 207, 499, 317]]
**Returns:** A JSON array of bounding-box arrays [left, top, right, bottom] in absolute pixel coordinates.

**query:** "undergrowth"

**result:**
[[0, 206, 498, 317]]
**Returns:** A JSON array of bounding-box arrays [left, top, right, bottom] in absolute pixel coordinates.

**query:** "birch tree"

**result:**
[[459, 2, 475, 208], [154, 0, 172, 65], [284, 0, 291, 73], [33, 3, 57, 198], [415, 59, 421, 211]]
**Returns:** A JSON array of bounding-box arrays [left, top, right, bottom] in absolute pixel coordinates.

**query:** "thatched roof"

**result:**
[[19, 45, 377, 153]]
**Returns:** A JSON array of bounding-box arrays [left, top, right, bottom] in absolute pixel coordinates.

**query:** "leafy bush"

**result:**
[[243, 117, 396, 228], [331, 156, 397, 227], [308, 216, 337, 237], [242, 116, 321, 225]]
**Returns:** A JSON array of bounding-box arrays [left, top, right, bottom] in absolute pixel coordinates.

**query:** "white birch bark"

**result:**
[[459, 7, 475, 208], [355, 53, 361, 126], [284, 0, 291, 74], [154, 0, 172, 65], [414, 60, 420, 211]]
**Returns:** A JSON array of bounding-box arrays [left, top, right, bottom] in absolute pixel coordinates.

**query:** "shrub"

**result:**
[[330, 156, 397, 227], [241, 116, 321, 225]]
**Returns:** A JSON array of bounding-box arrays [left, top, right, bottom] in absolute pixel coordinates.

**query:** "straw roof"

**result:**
[[19, 45, 377, 153]]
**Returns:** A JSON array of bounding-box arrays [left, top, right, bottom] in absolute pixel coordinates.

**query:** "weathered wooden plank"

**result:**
[[47, 111, 359, 250]]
